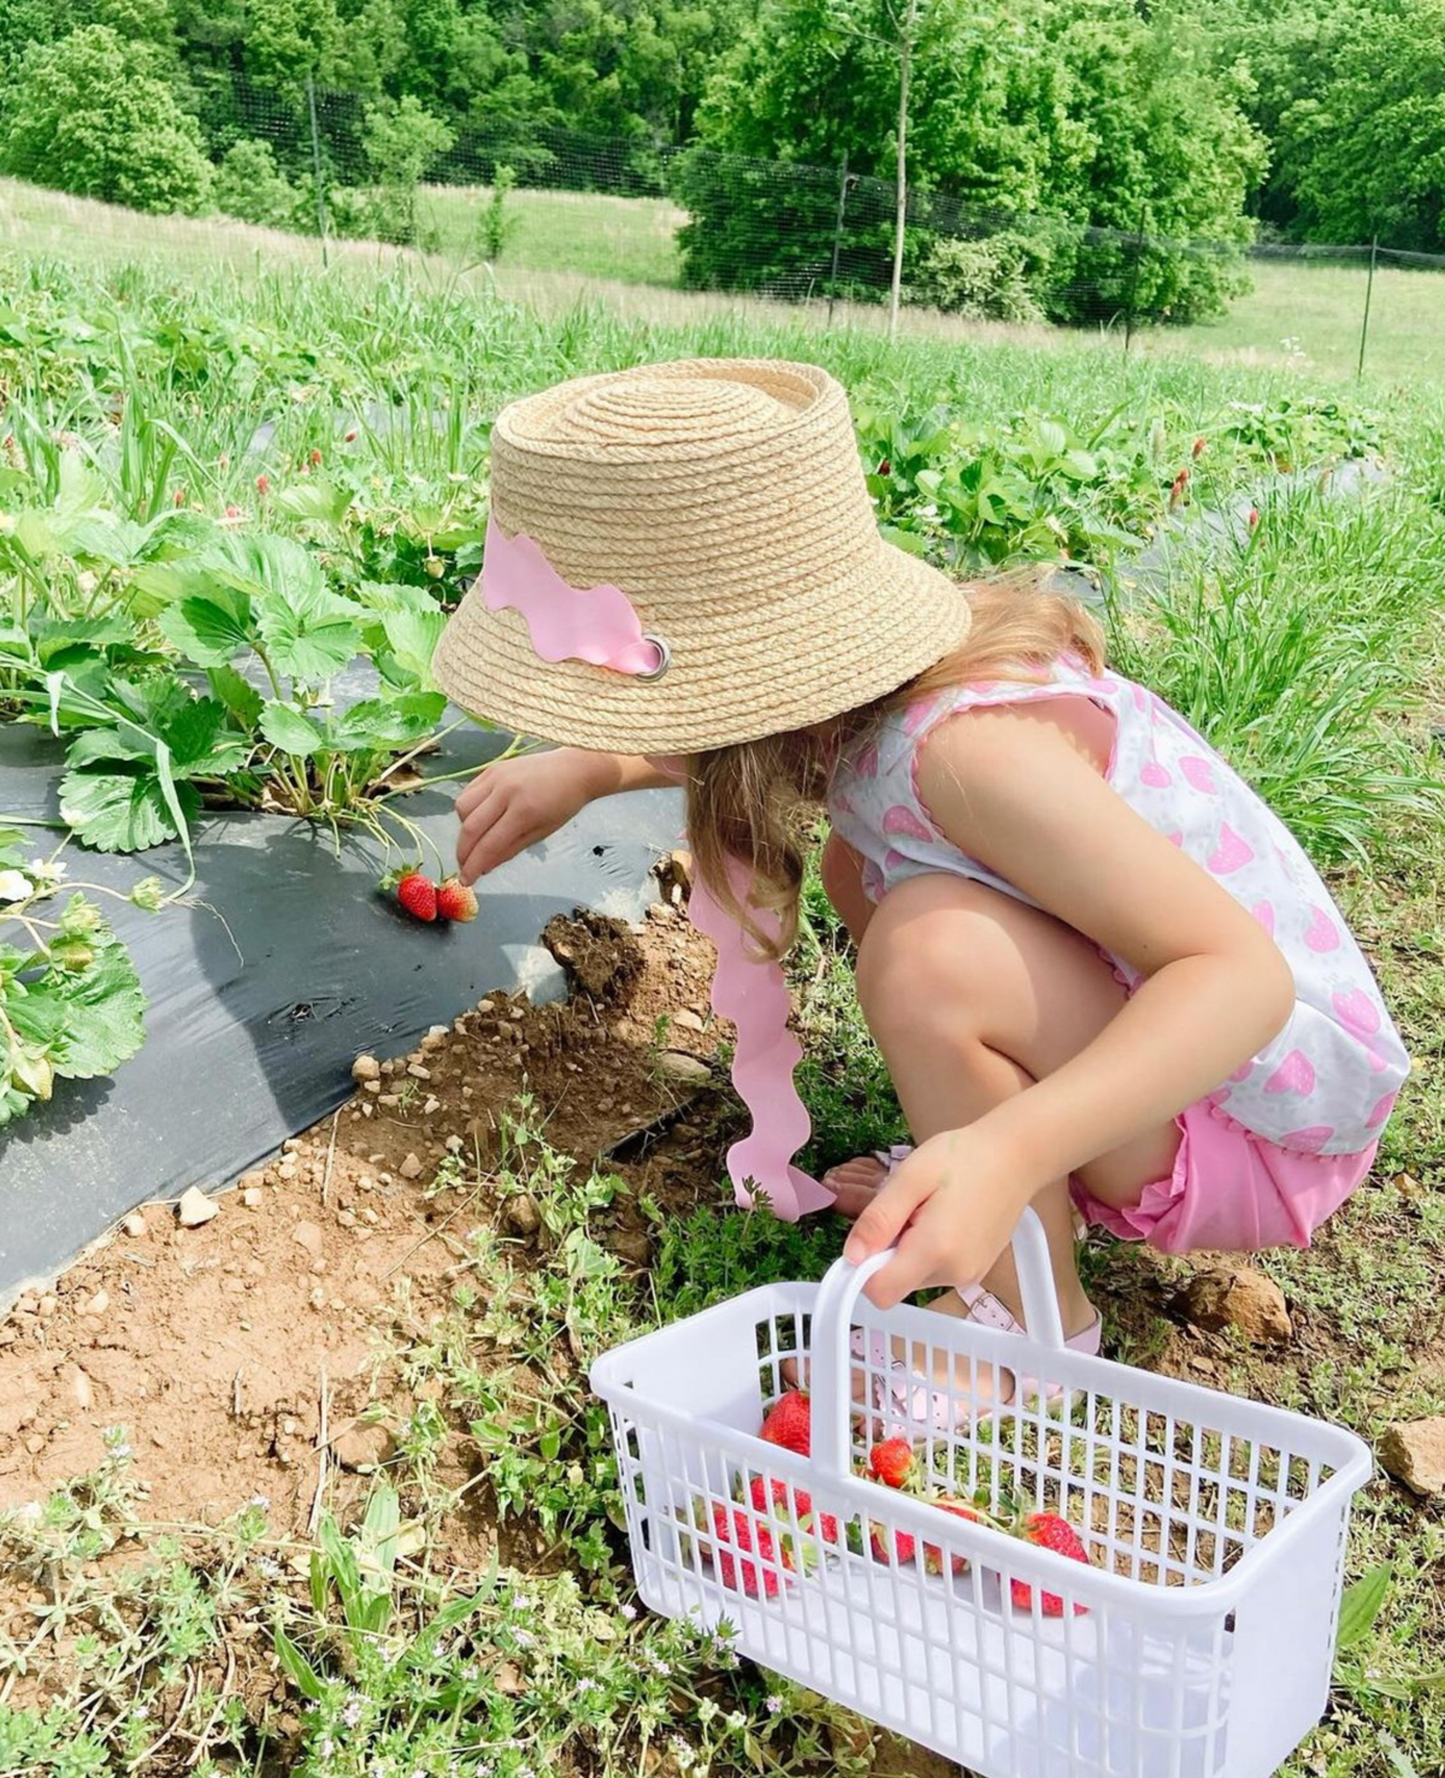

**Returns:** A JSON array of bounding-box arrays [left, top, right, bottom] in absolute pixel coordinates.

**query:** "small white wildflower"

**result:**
[[256, 1556, 281, 1579], [249, 1493, 271, 1510], [651, 1658, 671, 1677], [111, 1443, 133, 1460], [510, 1591, 534, 1611], [765, 1695, 783, 1715], [341, 1697, 362, 1727], [620, 1602, 637, 1620], [132, 1703, 151, 1720], [576, 1678, 597, 1694], [318, 1738, 335, 1759], [512, 1627, 534, 1648]]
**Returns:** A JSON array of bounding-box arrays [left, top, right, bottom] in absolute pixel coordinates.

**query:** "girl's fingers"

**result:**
[[458, 807, 534, 883], [454, 770, 497, 821], [844, 1157, 933, 1267], [862, 1228, 938, 1310]]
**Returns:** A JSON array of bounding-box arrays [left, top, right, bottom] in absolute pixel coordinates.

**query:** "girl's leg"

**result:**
[[852, 872, 1182, 1336]]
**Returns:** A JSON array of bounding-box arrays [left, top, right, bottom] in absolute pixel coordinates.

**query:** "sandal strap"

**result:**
[[954, 1284, 1026, 1335]]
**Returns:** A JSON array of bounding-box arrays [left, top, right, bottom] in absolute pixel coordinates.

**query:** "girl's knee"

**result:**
[[855, 876, 1014, 1039]]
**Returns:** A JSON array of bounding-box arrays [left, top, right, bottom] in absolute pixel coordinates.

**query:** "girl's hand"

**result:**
[[454, 750, 604, 883], [843, 1127, 1034, 1308], [454, 749, 678, 883]]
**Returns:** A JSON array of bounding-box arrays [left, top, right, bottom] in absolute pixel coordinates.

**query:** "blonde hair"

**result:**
[[686, 576, 1105, 961]]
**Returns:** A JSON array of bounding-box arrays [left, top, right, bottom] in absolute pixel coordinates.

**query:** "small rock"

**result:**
[[25, 1434, 45, 1455], [504, 1192, 541, 1236], [121, 1212, 147, 1239], [656, 1050, 713, 1086], [241, 1187, 263, 1208], [84, 1290, 109, 1316], [673, 1009, 706, 1033], [352, 1054, 381, 1083], [646, 901, 675, 923], [37, 1294, 58, 1318], [176, 1187, 218, 1227], [445, 1135, 463, 1154], [64, 1365, 92, 1410], [333, 1420, 396, 1472], [476, 998, 495, 1014], [291, 1221, 324, 1263], [283, 1138, 302, 1153], [399, 1153, 423, 1180], [423, 1096, 441, 1116], [1178, 1267, 1292, 1344], [421, 1029, 447, 1053], [239, 1171, 266, 1192], [337, 1209, 357, 1229], [408, 1063, 431, 1081], [363, 1080, 381, 1096], [1379, 1417, 1445, 1498], [495, 1661, 525, 1696]]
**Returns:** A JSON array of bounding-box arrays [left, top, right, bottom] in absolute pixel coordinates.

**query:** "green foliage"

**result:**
[[479, 165, 519, 263], [680, 0, 1264, 323], [905, 231, 1046, 323], [0, 831, 148, 1127], [336, 94, 457, 246], [212, 138, 305, 230], [0, 25, 213, 215], [1192, 0, 1445, 252]]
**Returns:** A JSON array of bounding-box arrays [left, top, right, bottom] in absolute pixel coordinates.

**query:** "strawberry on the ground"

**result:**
[[869, 1438, 916, 1490], [436, 877, 478, 922], [759, 1390, 811, 1457], [922, 1499, 984, 1578], [708, 1502, 784, 1596], [747, 1474, 840, 1547], [1010, 1512, 1090, 1617], [395, 871, 438, 922]]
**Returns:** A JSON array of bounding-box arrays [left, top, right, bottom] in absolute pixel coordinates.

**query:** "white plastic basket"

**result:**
[[591, 1210, 1371, 1778]]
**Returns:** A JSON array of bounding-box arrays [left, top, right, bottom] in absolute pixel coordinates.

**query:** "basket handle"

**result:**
[[810, 1206, 1064, 1477]]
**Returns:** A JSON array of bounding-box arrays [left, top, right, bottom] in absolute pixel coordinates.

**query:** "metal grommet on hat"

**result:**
[[634, 635, 671, 682], [431, 358, 973, 753]]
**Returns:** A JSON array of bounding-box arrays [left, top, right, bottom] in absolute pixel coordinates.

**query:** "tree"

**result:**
[[212, 138, 305, 229], [357, 94, 456, 242], [242, 0, 342, 109], [0, 26, 213, 215]]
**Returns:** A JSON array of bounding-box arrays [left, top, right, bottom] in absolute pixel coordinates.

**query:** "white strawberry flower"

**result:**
[[0, 869, 35, 903]]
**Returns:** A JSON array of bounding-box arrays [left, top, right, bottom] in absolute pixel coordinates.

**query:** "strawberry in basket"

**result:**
[[759, 1390, 812, 1455], [1010, 1512, 1091, 1617]]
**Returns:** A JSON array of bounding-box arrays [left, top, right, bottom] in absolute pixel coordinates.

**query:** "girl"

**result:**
[[433, 357, 1407, 1411]]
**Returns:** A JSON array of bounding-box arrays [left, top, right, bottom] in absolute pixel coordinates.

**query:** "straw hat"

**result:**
[[431, 357, 973, 753]]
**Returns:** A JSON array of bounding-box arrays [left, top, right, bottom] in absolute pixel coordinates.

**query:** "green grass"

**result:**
[[417, 184, 685, 287], [1145, 256, 1445, 388], [0, 218, 1443, 1777]]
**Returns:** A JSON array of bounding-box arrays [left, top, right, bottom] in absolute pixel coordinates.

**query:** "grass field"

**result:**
[[1, 185, 1443, 1778]]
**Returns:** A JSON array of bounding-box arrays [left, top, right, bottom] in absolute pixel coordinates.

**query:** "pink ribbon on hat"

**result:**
[[480, 514, 830, 1221], [481, 516, 665, 677], [687, 858, 836, 1223]]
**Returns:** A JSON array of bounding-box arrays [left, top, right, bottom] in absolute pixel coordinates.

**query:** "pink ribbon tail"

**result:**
[[686, 862, 835, 1222]]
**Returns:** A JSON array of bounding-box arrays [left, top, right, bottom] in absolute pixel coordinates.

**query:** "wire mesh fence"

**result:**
[[6, 76, 1444, 384]]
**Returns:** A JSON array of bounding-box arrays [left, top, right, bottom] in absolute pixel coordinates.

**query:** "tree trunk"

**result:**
[[888, 0, 916, 341]]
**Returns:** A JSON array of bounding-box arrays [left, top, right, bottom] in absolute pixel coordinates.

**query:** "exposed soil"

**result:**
[[0, 900, 730, 1545]]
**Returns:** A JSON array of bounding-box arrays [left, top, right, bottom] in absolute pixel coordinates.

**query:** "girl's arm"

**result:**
[[847, 703, 1295, 1302], [455, 748, 677, 883]]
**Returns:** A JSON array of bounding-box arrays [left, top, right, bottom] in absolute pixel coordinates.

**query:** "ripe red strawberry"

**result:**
[[868, 1521, 916, 1565], [436, 878, 478, 922], [1247, 506, 1260, 530], [922, 1499, 983, 1577], [396, 871, 438, 922], [748, 1475, 839, 1547], [759, 1390, 811, 1457], [1191, 434, 1207, 459], [256, 473, 271, 496], [710, 1503, 782, 1596], [1010, 1512, 1090, 1617], [868, 1438, 916, 1490]]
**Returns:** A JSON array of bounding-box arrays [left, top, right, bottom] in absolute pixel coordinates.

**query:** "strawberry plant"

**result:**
[[0, 828, 153, 1127]]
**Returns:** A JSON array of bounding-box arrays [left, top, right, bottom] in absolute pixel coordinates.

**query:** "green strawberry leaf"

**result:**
[[208, 532, 326, 604], [43, 918, 146, 1079], [271, 477, 353, 524], [328, 693, 445, 752], [207, 664, 265, 729], [257, 584, 362, 685], [59, 766, 200, 852], [157, 582, 258, 667], [378, 608, 445, 690], [259, 701, 326, 758]]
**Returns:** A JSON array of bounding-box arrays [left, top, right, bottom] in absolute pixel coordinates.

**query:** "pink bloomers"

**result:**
[[1071, 1094, 1379, 1254]]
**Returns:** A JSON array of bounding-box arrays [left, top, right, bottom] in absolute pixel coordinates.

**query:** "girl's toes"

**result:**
[[822, 1157, 889, 1220]]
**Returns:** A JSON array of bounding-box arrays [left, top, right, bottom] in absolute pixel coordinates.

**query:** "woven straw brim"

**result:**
[[435, 537, 973, 752], [431, 357, 973, 753]]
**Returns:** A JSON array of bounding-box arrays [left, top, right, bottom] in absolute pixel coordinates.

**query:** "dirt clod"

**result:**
[[504, 1192, 541, 1236], [656, 1050, 713, 1086], [121, 1212, 147, 1238], [1177, 1267, 1292, 1344], [332, 1419, 397, 1472], [1379, 1417, 1445, 1497]]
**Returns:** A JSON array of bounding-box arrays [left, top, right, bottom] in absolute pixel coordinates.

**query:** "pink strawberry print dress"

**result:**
[[827, 659, 1409, 1254]]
